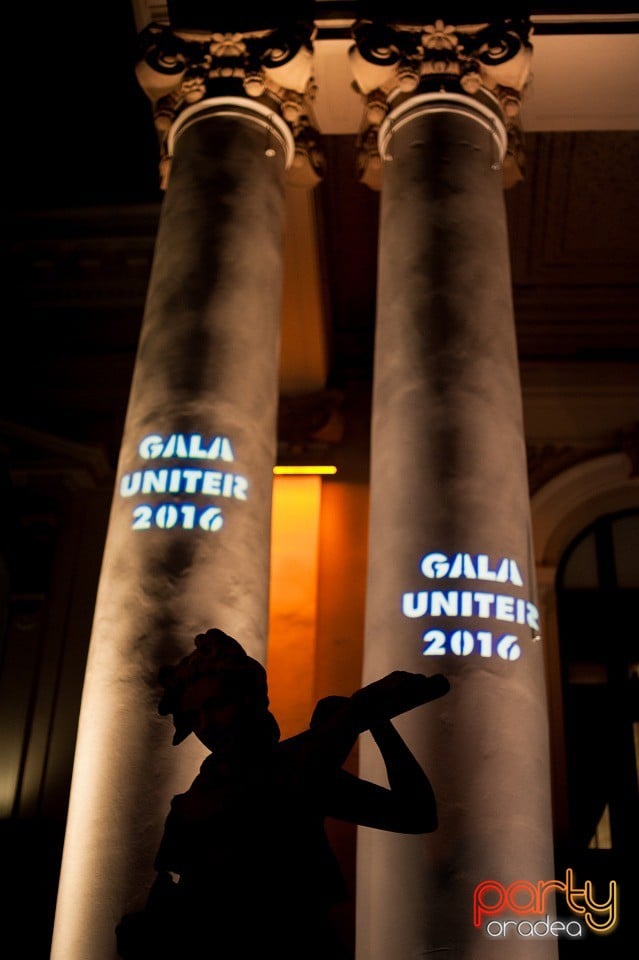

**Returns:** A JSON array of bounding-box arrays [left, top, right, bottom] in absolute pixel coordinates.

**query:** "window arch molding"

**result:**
[[531, 451, 638, 570]]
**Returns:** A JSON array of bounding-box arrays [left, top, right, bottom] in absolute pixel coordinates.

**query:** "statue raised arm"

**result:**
[[116, 628, 450, 960]]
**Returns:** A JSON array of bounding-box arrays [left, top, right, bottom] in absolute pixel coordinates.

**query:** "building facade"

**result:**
[[3, 3, 638, 958]]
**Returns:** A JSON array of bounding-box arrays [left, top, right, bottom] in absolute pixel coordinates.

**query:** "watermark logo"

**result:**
[[473, 869, 618, 939]]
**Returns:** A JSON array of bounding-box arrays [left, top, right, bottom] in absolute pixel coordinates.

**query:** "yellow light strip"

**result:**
[[273, 465, 337, 476]]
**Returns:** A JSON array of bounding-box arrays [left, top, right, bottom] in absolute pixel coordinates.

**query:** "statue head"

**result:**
[[158, 628, 277, 748]]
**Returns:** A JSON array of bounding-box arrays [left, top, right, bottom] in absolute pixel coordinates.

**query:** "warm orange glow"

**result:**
[[315, 483, 369, 704], [267, 476, 322, 738], [273, 465, 337, 475]]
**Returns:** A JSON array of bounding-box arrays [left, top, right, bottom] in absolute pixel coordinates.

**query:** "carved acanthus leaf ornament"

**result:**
[[136, 20, 324, 188], [349, 17, 533, 189]]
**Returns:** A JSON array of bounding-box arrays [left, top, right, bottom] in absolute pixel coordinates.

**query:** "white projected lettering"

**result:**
[[132, 503, 224, 531], [138, 433, 235, 461], [402, 551, 540, 661], [120, 468, 247, 499], [420, 551, 523, 586], [118, 433, 248, 532], [401, 590, 538, 629]]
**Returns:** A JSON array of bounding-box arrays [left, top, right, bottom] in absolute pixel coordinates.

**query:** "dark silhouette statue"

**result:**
[[116, 628, 450, 959]]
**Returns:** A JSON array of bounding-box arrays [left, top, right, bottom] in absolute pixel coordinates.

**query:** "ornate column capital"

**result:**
[[136, 20, 324, 188], [348, 16, 533, 189]]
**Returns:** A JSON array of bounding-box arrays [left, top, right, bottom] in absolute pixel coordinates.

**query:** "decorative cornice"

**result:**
[[348, 17, 533, 189], [135, 20, 324, 188], [525, 425, 639, 494], [526, 442, 590, 495], [0, 419, 113, 489], [277, 389, 345, 460]]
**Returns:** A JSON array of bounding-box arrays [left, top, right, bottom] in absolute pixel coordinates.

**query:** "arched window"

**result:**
[[556, 509, 638, 955]]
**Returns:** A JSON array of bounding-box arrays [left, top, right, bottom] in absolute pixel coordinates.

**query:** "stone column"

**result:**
[[51, 20, 320, 960], [350, 18, 558, 959]]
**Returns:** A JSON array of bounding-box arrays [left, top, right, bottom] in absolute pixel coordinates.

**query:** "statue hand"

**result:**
[[351, 671, 449, 730]]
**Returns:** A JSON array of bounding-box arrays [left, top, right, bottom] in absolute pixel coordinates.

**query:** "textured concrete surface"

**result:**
[[358, 103, 557, 960], [52, 109, 288, 960]]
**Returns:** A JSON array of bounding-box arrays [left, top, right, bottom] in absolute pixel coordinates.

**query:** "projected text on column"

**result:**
[[401, 552, 540, 661], [118, 433, 249, 532]]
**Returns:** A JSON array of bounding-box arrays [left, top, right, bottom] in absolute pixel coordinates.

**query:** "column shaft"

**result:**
[[357, 100, 557, 958], [51, 106, 289, 960]]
